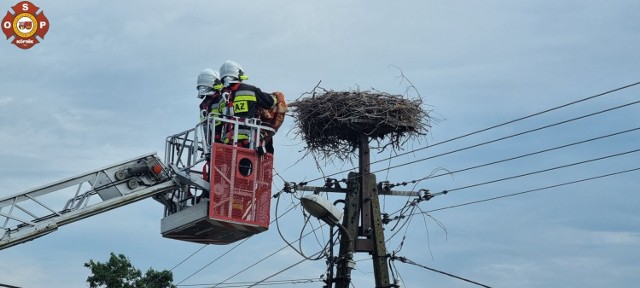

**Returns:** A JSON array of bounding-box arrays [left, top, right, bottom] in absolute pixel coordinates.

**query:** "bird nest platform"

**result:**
[[289, 89, 431, 161]]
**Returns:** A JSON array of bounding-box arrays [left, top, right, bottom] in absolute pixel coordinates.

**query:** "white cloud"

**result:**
[[0, 97, 12, 106], [561, 229, 640, 247]]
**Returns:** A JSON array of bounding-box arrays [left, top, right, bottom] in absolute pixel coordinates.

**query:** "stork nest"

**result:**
[[289, 89, 431, 161]]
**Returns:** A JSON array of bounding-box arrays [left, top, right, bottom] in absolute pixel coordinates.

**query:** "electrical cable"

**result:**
[[274, 192, 327, 261], [368, 80, 640, 165], [385, 126, 640, 188], [183, 183, 322, 287], [209, 244, 291, 288], [209, 222, 327, 288], [177, 278, 322, 287], [444, 147, 640, 194], [168, 245, 208, 271], [263, 83, 640, 288], [176, 202, 297, 285], [247, 257, 312, 288], [388, 256, 405, 288], [385, 199, 447, 263], [287, 98, 640, 249], [382, 150, 638, 260], [177, 82, 640, 287], [175, 166, 298, 285], [176, 237, 250, 285], [386, 147, 639, 217], [370, 99, 640, 175], [147, 244, 209, 287], [392, 255, 492, 288], [381, 127, 639, 223], [292, 81, 640, 185], [425, 166, 640, 213], [212, 191, 346, 288]]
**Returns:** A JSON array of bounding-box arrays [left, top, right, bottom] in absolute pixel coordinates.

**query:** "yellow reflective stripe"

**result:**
[[234, 95, 256, 102], [223, 134, 249, 143]]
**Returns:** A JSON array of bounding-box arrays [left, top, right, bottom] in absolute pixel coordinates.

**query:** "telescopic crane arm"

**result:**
[[0, 153, 179, 250]]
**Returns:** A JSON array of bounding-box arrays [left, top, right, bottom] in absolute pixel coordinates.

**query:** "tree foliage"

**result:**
[[84, 252, 176, 288]]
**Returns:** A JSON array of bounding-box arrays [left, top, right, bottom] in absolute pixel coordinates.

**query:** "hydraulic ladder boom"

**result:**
[[0, 153, 178, 250]]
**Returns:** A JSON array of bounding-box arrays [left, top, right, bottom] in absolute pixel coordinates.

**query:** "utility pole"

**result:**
[[295, 171, 420, 287], [335, 135, 391, 288], [293, 139, 424, 287], [290, 88, 429, 287]]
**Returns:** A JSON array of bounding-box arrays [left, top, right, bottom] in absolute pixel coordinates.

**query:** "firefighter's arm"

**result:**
[[254, 87, 276, 109]]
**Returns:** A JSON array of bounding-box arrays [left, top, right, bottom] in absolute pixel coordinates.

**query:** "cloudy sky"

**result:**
[[1, 1, 639, 287]]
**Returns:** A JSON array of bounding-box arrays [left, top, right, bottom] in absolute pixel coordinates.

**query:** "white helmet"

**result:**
[[196, 68, 222, 98], [219, 60, 249, 87]]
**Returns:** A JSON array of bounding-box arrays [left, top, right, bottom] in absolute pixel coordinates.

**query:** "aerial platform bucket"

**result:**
[[161, 144, 273, 244]]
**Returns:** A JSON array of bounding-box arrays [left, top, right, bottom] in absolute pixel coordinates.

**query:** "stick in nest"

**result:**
[[288, 88, 431, 162]]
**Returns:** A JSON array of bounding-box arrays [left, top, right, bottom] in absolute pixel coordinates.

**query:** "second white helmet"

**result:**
[[219, 60, 249, 87], [196, 68, 222, 98]]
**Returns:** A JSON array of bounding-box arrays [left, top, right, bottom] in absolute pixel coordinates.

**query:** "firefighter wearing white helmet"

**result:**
[[197, 68, 224, 143], [197, 68, 223, 98], [218, 60, 277, 147], [219, 60, 249, 88]]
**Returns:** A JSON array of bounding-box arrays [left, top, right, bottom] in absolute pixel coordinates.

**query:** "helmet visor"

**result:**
[[197, 85, 215, 98]]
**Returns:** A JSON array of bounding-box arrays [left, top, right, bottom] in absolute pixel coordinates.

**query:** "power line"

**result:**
[[210, 241, 289, 287], [373, 80, 640, 165], [177, 278, 322, 287], [296, 81, 640, 184], [175, 238, 250, 285], [170, 245, 208, 271], [385, 149, 639, 220], [176, 202, 298, 285], [209, 223, 326, 288], [147, 244, 210, 287], [386, 126, 640, 188], [165, 172, 295, 285], [381, 167, 639, 287], [425, 167, 640, 213], [176, 82, 640, 287], [371, 99, 640, 175], [391, 255, 491, 288], [444, 147, 640, 194], [275, 192, 328, 261], [247, 257, 311, 288], [191, 189, 331, 287]]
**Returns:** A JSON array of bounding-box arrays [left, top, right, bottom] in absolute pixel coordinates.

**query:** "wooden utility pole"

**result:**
[[294, 136, 422, 287], [335, 135, 391, 288], [290, 88, 429, 287]]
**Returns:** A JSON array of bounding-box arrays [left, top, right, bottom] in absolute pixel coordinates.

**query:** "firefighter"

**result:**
[[196, 68, 224, 144], [196, 68, 224, 197], [218, 60, 277, 149]]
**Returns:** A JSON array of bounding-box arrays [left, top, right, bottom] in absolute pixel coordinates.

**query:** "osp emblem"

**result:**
[[2, 1, 49, 49]]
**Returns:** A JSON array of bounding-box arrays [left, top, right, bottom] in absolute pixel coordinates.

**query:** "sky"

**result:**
[[0, 1, 639, 287]]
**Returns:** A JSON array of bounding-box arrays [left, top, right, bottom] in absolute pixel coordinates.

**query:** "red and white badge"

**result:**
[[2, 1, 49, 49]]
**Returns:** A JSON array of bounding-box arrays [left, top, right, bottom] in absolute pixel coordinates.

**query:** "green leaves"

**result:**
[[84, 253, 176, 288]]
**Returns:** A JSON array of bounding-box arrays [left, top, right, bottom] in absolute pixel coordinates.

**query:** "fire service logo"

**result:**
[[2, 1, 49, 49]]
